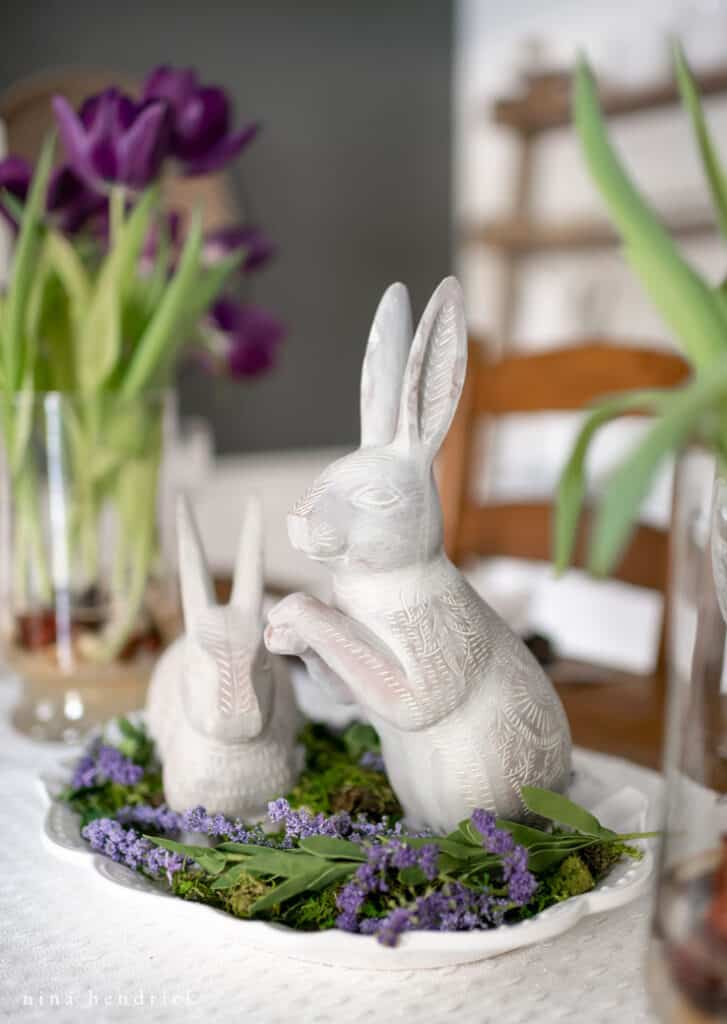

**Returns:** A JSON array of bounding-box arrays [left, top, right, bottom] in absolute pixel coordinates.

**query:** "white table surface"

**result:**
[[0, 674, 664, 1024]]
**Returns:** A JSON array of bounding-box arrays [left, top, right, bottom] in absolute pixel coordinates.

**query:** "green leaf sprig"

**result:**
[[146, 783, 655, 914]]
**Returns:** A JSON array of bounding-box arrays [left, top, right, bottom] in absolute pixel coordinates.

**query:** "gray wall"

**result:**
[[0, 1, 453, 452]]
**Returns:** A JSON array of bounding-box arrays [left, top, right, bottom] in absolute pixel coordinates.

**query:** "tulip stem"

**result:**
[[109, 186, 126, 247]]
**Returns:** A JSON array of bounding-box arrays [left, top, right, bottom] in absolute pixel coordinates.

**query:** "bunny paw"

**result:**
[[268, 592, 317, 623], [264, 622, 308, 657]]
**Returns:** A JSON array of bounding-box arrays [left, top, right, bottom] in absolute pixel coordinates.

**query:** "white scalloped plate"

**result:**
[[41, 748, 656, 970]]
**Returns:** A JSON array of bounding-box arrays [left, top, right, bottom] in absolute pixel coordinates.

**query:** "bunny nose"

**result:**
[[287, 514, 310, 551]]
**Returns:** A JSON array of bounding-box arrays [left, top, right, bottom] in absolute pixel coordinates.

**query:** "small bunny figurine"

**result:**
[[146, 496, 301, 819], [265, 278, 571, 832]]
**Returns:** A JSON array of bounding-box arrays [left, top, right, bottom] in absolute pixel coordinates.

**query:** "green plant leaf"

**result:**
[[241, 849, 320, 878], [184, 248, 243, 324], [398, 865, 427, 886], [342, 722, 381, 761], [496, 819, 553, 848], [574, 58, 727, 368], [527, 844, 594, 873], [521, 787, 612, 837], [1, 133, 55, 388], [44, 229, 91, 336], [588, 359, 727, 574], [553, 389, 674, 572], [144, 836, 228, 875], [454, 818, 487, 848], [0, 188, 25, 223], [210, 862, 258, 891], [248, 870, 328, 913], [298, 836, 368, 861], [673, 40, 727, 238], [120, 209, 204, 398], [76, 187, 157, 393]]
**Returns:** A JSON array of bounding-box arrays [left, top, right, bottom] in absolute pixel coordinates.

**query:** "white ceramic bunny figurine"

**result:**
[[146, 496, 301, 819], [265, 277, 571, 832]]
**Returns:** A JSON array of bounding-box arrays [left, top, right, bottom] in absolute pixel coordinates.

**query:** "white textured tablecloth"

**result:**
[[0, 676, 661, 1024]]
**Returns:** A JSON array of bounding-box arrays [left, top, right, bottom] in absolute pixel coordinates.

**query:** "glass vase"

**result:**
[[647, 458, 727, 1021], [0, 391, 181, 741]]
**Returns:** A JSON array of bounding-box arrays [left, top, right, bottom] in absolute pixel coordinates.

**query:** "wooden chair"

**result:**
[[439, 339, 691, 768], [0, 69, 236, 229]]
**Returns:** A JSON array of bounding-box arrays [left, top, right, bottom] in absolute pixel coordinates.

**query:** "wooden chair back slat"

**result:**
[[472, 340, 690, 415], [440, 339, 690, 598], [457, 502, 670, 592]]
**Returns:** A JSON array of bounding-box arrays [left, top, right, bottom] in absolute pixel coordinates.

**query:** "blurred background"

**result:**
[[3, 0, 727, 721]]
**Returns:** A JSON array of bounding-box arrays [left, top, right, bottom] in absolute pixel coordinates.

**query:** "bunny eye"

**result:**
[[350, 484, 400, 510]]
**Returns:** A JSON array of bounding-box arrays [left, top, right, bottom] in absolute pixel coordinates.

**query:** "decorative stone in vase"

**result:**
[[265, 277, 572, 831], [146, 496, 301, 819]]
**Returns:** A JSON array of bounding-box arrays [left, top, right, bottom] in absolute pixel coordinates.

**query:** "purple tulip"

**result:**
[[142, 66, 258, 175], [0, 156, 31, 230], [202, 224, 275, 273], [47, 165, 106, 233], [139, 210, 182, 272], [0, 155, 104, 234], [209, 297, 284, 377], [52, 88, 172, 193]]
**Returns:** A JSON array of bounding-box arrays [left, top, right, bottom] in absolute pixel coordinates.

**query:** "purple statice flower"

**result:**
[[471, 808, 514, 855], [202, 224, 275, 274], [179, 805, 269, 846], [116, 804, 183, 835], [359, 751, 385, 773], [335, 838, 441, 933], [142, 66, 258, 176], [71, 753, 98, 791], [267, 798, 352, 842], [207, 297, 285, 378], [71, 742, 144, 790], [52, 88, 172, 193], [266, 798, 410, 848], [502, 844, 537, 905], [82, 818, 184, 883], [471, 807, 536, 905], [0, 155, 103, 234], [366, 883, 512, 947]]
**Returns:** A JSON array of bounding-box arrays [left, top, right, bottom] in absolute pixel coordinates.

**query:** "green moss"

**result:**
[[222, 874, 270, 919], [172, 870, 225, 908], [581, 841, 642, 880], [522, 854, 595, 917], [280, 885, 341, 930], [288, 722, 400, 818]]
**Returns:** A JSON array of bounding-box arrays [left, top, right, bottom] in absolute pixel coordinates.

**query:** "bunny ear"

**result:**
[[360, 282, 412, 447], [177, 495, 215, 627], [230, 495, 264, 620], [395, 277, 468, 461]]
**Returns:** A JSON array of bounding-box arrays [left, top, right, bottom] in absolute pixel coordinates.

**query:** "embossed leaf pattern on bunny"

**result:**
[[266, 278, 572, 830], [146, 497, 300, 819]]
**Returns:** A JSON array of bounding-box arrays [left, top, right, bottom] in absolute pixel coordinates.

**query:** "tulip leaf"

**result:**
[[588, 359, 727, 575], [1, 133, 54, 389], [76, 187, 157, 393], [185, 249, 244, 323], [44, 230, 91, 337], [574, 59, 727, 368], [0, 189, 26, 224], [673, 40, 727, 239], [554, 389, 674, 573], [121, 209, 204, 398]]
